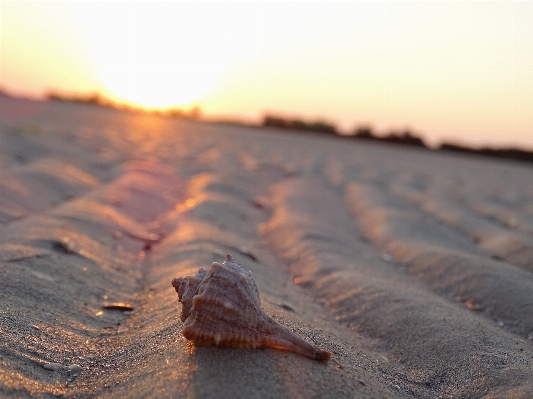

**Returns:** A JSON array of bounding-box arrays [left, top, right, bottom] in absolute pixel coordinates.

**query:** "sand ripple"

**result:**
[[1, 100, 533, 398]]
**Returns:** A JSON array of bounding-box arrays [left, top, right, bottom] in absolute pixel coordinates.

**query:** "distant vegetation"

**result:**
[[352, 125, 426, 148], [263, 114, 426, 148], [2, 87, 531, 165], [45, 90, 201, 119], [46, 91, 109, 107], [263, 114, 533, 165], [263, 115, 338, 135], [438, 143, 533, 164]]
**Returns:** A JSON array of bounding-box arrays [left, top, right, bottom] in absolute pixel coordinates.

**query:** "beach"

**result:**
[[1, 97, 533, 398]]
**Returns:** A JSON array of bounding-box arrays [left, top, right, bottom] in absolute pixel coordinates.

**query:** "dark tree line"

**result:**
[[263, 114, 533, 165], [263, 115, 338, 135], [352, 126, 426, 148], [439, 143, 533, 164], [2, 87, 531, 166], [263, 115, 426, 148], [45, 91, 201, 119]]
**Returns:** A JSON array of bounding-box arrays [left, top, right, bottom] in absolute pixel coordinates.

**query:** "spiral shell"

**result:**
[[172, 255, 330, 361]]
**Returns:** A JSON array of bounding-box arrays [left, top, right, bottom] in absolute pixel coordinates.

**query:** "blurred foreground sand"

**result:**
[[1, 97, 533, 398]]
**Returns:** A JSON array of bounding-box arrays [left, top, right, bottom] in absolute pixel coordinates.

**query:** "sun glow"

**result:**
[[72, 2, 238, 109], [95, 64, 217, 110], [2, 2, 532, 149]]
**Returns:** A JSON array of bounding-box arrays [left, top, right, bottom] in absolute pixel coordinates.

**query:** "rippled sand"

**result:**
[[1, 97, 533, 398]]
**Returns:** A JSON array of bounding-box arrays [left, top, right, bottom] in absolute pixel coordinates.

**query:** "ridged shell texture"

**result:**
[[172, 254, 330, 361]]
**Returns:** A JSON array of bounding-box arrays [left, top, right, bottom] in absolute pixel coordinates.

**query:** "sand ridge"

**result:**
[[1, 98, 533, 398]]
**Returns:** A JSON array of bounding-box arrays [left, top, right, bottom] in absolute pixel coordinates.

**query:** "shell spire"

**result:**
[[171, 254, 330, 362]]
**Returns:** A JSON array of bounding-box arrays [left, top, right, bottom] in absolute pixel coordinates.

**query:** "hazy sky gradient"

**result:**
[[1, 1, 532, 148]]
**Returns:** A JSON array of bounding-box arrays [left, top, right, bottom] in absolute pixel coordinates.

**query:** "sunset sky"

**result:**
[[1, 1, 532, 149]]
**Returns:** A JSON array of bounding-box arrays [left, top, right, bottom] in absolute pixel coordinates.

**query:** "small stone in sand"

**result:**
[[53, 238, 76, 254], [253, 196, 268, 208], [102, 302, 134, 311], [69, 364, 82, 373], [43, 363, 61, 371], [279, 303, 295, 312], [239, 246, 257, 261], [466, 299, 483, 311]]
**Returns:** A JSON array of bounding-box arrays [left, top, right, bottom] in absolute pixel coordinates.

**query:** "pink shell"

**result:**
[[172, 255, 330, 361]]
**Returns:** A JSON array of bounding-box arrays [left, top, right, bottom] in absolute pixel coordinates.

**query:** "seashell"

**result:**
[[172, 254, 330, 362]]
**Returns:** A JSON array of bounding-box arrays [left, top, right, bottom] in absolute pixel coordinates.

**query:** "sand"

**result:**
[[1, 96, 533, 398]]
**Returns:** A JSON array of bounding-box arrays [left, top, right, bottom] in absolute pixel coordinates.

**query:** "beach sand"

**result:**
[[1, 97, 533, 398]]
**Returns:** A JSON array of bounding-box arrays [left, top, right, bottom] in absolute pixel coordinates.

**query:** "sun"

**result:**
[[72, 3, 227, 109], [97, 65, 219, 110]]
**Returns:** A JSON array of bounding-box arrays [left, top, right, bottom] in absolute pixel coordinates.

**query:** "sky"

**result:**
[[1, 1, 532, 149]]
